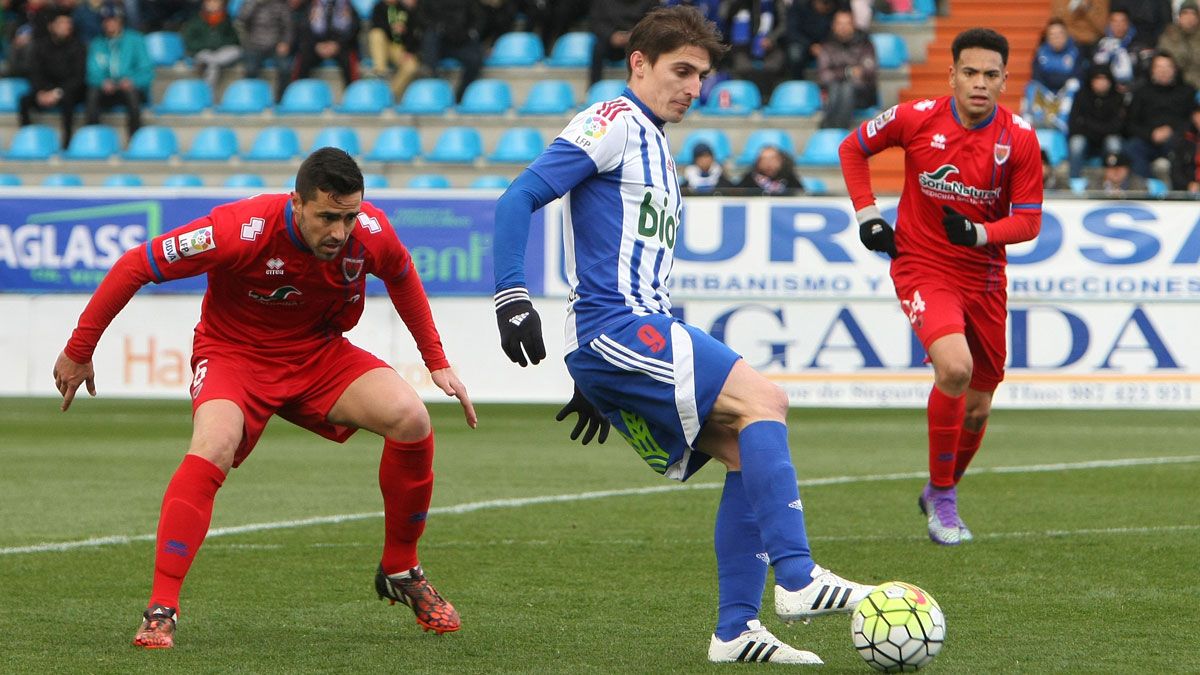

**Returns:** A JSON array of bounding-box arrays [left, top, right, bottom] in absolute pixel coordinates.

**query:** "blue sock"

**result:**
[[714, 471, 767, 641], [739, 420, 814, 591]]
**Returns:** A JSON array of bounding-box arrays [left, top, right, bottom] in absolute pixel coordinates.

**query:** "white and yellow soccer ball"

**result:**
[[851, 581, 945, 672]]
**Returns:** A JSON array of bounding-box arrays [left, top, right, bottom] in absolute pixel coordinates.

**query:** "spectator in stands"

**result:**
[[417, 0, 484, 102], [181, 0, 240, 89], [785, 0, 839, 80], [1092, 9, 1142, 90], [1087, 149, 1147, 193], [681, 142, 733, 193], [292, 0, 359, 86], [521, 0, 589, 55], [139, 0, 199, 31], [84, 2, 151, 137], [720, 0, 787, 99], [18, 10, 86, 144], [1169, 103, 1200, 192], [1110, 0, 1173, 46], [1067, 62, 1125, 178], [235, 0, 293, 101], [1157, 0, 1200, 89], [587, 0, 656, 86], [815, 8, 876, 129], [71, 0, 105, 43], [367, 0, 420, 99], [478, 0, 516, 47], [1024, 19, 1083, 133], [1051, 0, 1108, 57], [736, 145, 804, 196], [1124, 51, 1195, 178]]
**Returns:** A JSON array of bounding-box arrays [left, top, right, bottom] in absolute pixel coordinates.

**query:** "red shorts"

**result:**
[[891, 265, 1007, 392], [188, 337, 390, 467]]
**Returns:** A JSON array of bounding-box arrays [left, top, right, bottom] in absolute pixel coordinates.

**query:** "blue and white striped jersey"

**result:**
[[528, 89, 684, 352]]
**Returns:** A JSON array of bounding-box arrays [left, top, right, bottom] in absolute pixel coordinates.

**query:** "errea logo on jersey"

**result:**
[[240, 217, 265, 241], [930, 134, 946, 150], [357, 212, 381, 234], [914, 99, 936, 112], [266, 257, 285, 275]]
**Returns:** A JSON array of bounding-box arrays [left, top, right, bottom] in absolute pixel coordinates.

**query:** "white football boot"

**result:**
[[775, 564, 873, 624], [708, 620, 823, 665]]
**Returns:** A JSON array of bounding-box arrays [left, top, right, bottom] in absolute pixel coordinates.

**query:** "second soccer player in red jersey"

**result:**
[[52, 148, 477, 647], [839, 29, 1043, 545]]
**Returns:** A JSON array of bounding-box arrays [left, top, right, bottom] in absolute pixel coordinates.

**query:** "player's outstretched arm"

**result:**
[[430, 366, 477, 429], [554, 385, 610, 445], [53, 351, 96, 412]]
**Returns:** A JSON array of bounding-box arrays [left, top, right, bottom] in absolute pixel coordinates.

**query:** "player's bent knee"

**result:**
[[381, 404, 432, 442]]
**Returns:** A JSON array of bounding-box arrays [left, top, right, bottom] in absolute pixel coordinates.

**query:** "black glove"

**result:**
[[859, 218, 898, 258], [555, 385, 610, 445], [941, 205, 984, 247], [495, 287, 546, 367]]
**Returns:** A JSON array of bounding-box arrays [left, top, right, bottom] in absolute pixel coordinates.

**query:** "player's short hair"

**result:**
[[295, 147, 364, 201], [625, 5, 727, 78], [951, 28, 1009, 66]]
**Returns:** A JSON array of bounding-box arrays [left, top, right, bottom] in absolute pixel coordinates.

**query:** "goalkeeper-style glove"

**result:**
[[855, 205, 898, 258], [941, 205, 988, 247], [554, 385, 610, 445], [495, 287, 546, 367]]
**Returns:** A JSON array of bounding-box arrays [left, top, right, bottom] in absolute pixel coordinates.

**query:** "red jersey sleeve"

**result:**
[[360, 204, 450, 372], [840, 103, 913, 212], [982, 123, 1042, 245]]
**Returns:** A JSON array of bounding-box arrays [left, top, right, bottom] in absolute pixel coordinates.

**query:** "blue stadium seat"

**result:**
[[1147, 177, 1167, 197], [6, 124, 59, 160], [365, 126, 421, 162], [763, 80, 821, 117], [336, 78, 393, 114], [183, 126, 239, 161], [0, 173, 21, 186], [546, 32, 594, 68], [277, 78, 333, 114], [485, 32, 543, 67], [426, 127, 483, 163], [703, 79, 761, 116], [104, 173, 143, 187], [164, 173, 204, 187], [737, 129, 797, 165], [363, 173, 388, 189], [674, 128, 732, 164], [123, 125, 178, 161], [407, 174, 451, 189], [350, 0, 374, 19], [155, 78, 212, 114], [395, 78, 454, 115], [281, 176, 296, 189], [145, 31, 185, 67], [518, 79, 575, 115], [224, 173, 266, 188], [797, 128, 849, 166], [0, 77, 31, 113], [244, 126, 300, 161], [470, 174, 512, 189], [63, 125, 120, 160], [1037, 128, 1069, 166], [216, 78, 273, 114], [488, 127, 544, 163], [1069, 176, 1087, 194], [42, 173, 84, 187], [875, 0, 933, 22], [585, 79, 626, 106], [457, 79, 512, 115], [309, 126, 360, 155], [870, 33, 910, 69], [801, 176, 828, 195]]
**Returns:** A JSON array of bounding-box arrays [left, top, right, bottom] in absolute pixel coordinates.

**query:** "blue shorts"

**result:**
[[565, 314, 741, 482]]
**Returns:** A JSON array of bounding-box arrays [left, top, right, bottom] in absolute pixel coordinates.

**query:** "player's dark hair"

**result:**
[[951, 28, 1009, 66], [295, 147, 364, 201], [626, 5, 727, 78]]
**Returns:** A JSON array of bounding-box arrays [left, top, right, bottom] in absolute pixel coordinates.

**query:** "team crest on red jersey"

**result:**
[[994, 143, 1011, 165], [342, 257, 365, 282]]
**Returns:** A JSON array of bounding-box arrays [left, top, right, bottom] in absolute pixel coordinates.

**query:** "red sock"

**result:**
[[954, 423, 987, 484], [379, 432, 435, 575], [927, 386, 965, 489], [149, 454, 226, 610]]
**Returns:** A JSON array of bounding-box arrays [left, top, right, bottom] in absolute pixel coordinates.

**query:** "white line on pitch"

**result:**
[[2, 454, 1198, 556]]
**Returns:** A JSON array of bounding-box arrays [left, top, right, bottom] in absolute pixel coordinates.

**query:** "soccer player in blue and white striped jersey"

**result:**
[[492, 6, 874, 664]]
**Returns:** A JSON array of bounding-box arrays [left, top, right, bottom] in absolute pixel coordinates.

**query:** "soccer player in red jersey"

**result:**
[[838, 28, 1043, 545], [52, 148, 477, 647]]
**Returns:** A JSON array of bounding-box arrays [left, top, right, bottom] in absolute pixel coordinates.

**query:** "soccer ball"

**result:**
[[851, 581, 945, 672]]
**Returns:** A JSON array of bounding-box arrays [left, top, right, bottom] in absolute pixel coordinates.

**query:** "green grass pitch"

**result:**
[[2, 398, 1199, 673]]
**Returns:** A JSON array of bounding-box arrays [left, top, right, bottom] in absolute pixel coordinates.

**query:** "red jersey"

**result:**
[[840, 96, 1043, 291], [66, 193, 448, 370]]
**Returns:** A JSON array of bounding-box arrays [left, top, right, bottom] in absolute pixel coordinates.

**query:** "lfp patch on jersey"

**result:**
[[179, 225, 216, 257], [583, 115, 609, 139]]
